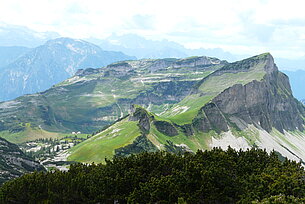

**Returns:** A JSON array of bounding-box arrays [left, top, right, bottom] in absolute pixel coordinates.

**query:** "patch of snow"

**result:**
[[66, 43, 83, 54]]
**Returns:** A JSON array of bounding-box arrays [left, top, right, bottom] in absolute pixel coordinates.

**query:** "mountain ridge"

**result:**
[[67, 53, 305, 164]]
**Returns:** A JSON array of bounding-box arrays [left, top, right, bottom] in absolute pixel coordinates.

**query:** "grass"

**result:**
[[271, 128, 299, 152], [160, 58, 267, 125], [231, 127, 260, 146], [68, 119, 141, 163], [148, 123, 215, 152], [161, 95, 214, 125], [0, 128, 60, 144], [198, 70, 265, 94]]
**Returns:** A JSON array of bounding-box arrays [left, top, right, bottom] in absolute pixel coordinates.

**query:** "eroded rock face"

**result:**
[[212, 73, 304, 133], [192, 55, 305, 134], [0, 138, 45, 185], [192, 103, 229, 133], [154, 121, 178, 136], [115, 135, 158, 157], [129, 105, 151, 133]]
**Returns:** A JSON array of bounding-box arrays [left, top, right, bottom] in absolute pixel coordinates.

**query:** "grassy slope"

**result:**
[[1, 57, 222, 143], [148, 123, 216, 151], [161, 55, 267, 125], [0, 128, 60, 144], [0, 129, 89, 144], [68, 118, 141, 163]]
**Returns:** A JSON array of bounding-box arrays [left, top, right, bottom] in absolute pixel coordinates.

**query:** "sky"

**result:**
[[1, 0, 305, 59]]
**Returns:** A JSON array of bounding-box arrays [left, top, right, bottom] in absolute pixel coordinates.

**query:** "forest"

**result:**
[[0, 147, 305, 203]]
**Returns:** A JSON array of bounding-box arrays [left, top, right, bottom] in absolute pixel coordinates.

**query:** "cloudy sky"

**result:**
[[1, 0, 305, 59]]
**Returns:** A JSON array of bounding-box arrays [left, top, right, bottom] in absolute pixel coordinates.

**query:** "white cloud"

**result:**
[[1, 0, 305, 58]]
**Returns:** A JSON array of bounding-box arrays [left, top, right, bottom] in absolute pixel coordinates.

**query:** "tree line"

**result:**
[[0, 147, 304, 203]]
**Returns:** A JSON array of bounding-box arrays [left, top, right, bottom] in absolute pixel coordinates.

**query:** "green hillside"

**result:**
[[0, 56, 225, 143], [68, 53, 305, 164]]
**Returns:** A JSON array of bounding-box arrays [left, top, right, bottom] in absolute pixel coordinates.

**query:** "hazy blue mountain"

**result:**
[[0, 46, 31, 68], [89, 34, 187, 59], [276, 58, 305, 71], [282, 70, 305, 100], [0, 37, 135, 101], [87, 34, 238, 61], [0, 23, 59, 47]]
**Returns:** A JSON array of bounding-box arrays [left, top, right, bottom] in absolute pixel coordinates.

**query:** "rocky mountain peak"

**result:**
[[44, 37, 102, 55]]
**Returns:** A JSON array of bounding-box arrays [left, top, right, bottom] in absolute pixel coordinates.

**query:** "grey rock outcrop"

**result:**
[[191, 54, 305, 134]]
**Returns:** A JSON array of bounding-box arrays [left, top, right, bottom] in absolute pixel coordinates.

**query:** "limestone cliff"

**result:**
[[192, 54, 305, 134]]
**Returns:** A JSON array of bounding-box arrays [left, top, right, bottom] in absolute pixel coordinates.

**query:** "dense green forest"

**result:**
[[1, 147, 305, 203]]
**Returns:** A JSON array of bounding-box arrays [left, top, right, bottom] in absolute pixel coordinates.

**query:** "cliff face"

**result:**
[[0, 138, 45, 185], [192, 54, 305, 134]]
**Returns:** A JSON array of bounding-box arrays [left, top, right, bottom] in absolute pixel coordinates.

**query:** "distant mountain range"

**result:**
[[0, 37, 135, 101], [0, 46, 30, 68], [0, 24, 304, 101], [87, 34, 239, 62], [0, 23, 59, 47]]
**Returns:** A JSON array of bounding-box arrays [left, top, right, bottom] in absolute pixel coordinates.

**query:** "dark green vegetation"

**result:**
[[0, 137, 45, 185], [1, 148, 305, 203]]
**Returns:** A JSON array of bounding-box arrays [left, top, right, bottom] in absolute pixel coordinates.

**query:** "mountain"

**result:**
[[0, 56, 226, 143], [282, 70, 305, 100], [0, 137, 45, 185], [0, 37, 135, 101], [0, 46, 30, 68], [1, 53, 304, 165], [67, 53, 305, 164], [0, 23, 59, 47], [87, 34, 238, 61]]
